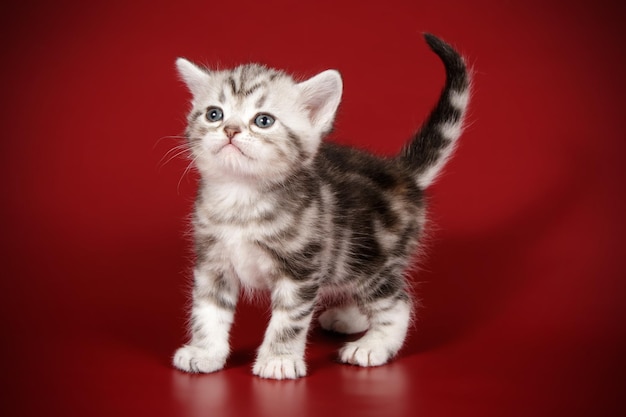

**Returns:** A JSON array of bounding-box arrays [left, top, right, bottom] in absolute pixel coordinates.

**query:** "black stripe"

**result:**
[[394, 290, 411, 303], [290, 305, 316, 321], [369, 276, 402, 300], [259, 240, 322, 280], [275, 326, 304, 344], [191, 322, 204, 336], [297, 283, 319, 303], [193, 273, 237, 311], [194, 234, 216, 264], [255, 94, 267, 108], [284, 126, 308, 160], [228, 76, 237, 95], [193, 292, 236, 312], [190, 110, 203, 122], [241, 83, 262, 96], [400, 34, 469, 182]]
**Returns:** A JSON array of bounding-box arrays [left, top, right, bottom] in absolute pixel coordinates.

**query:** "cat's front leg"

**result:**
[[173, 268, 239, 374], [253, 278, 318, 380]]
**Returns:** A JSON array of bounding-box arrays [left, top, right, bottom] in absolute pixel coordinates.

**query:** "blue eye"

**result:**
[[254, 113, 275, 128], [206, 107, 223, 122]]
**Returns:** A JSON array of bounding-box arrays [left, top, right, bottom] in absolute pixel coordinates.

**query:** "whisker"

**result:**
[[159, 145, 192, 168], [153, 135, 187, 150], [177, 152, 201, 194]]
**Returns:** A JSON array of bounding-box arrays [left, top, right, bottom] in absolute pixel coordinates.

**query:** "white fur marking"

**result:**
[[252, 356, 307, 380], [439, 121, 462, 141], [449, 89, 469, 110], [319, 305, 369, 334], [252, 279, 315, 379], [417, 153, 452, 188], [338, 301, 411, 367], [172, 292, 234, 373]]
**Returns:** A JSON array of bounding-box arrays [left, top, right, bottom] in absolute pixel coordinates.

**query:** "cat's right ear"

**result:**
[[176, 58, 210, 97]]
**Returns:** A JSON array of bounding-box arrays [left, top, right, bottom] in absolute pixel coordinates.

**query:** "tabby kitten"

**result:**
[[172, 34, 469, 379]]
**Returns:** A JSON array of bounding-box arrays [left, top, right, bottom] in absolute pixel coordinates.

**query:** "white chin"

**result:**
[[216, 153, 259, 178], [219, 143, 247, 156]]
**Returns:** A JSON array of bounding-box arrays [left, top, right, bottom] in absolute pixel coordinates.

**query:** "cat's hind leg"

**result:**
[[338, 291, 411, 367], [318, 304, 369, 334]]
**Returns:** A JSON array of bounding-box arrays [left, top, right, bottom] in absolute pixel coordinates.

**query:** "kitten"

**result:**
[[172, 34, 470, 379]]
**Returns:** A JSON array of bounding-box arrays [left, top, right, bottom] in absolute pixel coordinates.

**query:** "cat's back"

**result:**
[[316, 141, 424, 210]]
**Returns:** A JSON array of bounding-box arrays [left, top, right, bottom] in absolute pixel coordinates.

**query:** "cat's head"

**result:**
[[176, 59, 342, 183]]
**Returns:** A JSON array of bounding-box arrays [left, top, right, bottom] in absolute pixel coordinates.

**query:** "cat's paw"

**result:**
[[252, 355, 307, 380], [172, 345, 227, 374], [319, 305, 369, 334], [338, 340, 392, 367]]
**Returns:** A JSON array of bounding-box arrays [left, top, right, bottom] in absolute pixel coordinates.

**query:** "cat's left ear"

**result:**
[[298, 70, 343, 134], [176, 57, 210, 97]]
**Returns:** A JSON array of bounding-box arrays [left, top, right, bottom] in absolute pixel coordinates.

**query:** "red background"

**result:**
[[2, 0, 625, 416]]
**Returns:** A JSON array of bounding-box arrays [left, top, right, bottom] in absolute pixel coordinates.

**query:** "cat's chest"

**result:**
[[196, 193, 284, 289], [217, 226, 275, 290], [196, 183, 313, 289]]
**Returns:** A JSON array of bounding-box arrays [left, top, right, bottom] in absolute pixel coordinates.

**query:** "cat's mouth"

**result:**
[[217, 142, 251, 159]]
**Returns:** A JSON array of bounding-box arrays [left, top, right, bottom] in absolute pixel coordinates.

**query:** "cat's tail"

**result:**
[[400, 33, 470, 189]]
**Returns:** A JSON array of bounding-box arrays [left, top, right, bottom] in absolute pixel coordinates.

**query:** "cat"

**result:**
[[172, 33, 470, 380]]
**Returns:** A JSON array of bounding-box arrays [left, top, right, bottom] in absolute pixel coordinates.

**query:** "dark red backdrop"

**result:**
[[2, 1, 624, 416]]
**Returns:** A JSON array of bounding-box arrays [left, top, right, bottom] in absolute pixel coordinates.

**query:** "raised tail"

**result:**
[[400, 33, 470, 189]]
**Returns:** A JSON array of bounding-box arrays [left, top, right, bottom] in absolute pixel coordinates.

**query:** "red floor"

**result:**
[[2, 1, 625, 416]]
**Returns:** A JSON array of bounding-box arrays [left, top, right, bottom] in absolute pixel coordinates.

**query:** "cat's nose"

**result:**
[[224, 125, 241, 139]]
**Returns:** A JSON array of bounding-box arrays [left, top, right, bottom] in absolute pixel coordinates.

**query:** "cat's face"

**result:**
[[177, 60, 342, 183]]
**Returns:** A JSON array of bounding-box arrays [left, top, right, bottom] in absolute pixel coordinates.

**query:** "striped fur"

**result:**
[[172, 34, 470, 379], [401, 33, 470, 188]]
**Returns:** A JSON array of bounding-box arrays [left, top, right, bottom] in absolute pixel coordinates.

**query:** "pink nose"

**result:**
[[224, 125, 241, 139]]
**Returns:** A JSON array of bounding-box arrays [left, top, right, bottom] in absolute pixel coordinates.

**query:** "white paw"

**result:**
[[339, 340, 392, 367], [172, 345, 227, 374], [252, 356, 307, 380], [319, 305, 369, 334]]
